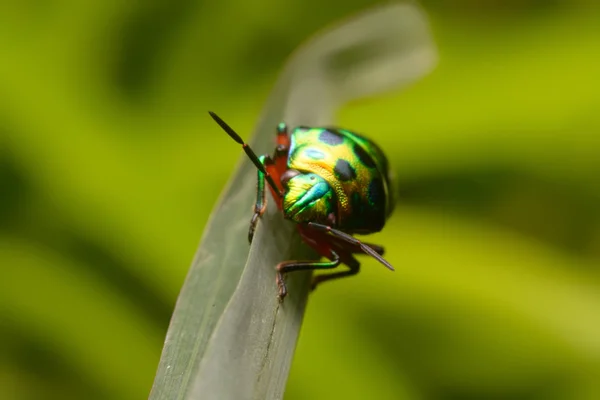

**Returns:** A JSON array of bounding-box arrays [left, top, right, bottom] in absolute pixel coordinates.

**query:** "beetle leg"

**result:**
[[276, 122, 290, 148], [248, 155, 268, 243], [310, 253, 360, 292], [274, 123, 290, 174], [249, 154, 287, 242], [307, 222, 394, 271], [276, 250, 341, 300]]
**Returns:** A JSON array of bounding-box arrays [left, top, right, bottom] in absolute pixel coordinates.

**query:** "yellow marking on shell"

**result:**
[[307, 163, 350, 213], [289, 143, 366, 223]]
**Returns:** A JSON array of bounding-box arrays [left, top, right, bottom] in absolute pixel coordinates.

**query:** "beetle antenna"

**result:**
[[307, 222, 395, 271], [209, 111, 282, 197]]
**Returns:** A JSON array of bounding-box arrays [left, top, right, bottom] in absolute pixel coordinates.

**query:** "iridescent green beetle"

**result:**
[[210, 112, 394, 300]]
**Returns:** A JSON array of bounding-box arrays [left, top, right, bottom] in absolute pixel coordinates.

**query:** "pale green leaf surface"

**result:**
[[149, 4, 436, 400]]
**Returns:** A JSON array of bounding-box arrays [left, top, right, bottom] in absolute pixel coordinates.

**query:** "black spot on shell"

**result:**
[[334, 159, 356, 181], [353, 144, 376, 168], [319, 129, 344, 146], [368, 178, 384, 206]]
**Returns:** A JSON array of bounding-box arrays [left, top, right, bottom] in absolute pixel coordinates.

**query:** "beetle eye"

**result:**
[[280, 169, 301, 187]]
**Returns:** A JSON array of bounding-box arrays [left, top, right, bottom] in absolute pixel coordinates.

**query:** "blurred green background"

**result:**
[[1, 0, 599, 399]]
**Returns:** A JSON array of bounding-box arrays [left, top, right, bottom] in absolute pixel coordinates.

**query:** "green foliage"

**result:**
[[1, 1, 599, 400]]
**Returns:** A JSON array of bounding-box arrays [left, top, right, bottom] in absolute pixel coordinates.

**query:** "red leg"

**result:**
[[276, 122, 291, 148], [298, 224, 387, 260], [263, 159, 284, 210], [274, 122, 290, 177], [294, 225, 366, 291], [263, 122, 291, 209], [294, 223, 394, 293], [275, 251, 341, 300], [306, 223, 394, 271]]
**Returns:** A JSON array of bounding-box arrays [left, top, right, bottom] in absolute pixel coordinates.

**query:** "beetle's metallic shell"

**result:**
[[287, 127, 393, 234]]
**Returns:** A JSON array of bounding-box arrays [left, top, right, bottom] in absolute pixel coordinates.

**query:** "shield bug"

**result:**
[[210, 111, 394, 300]]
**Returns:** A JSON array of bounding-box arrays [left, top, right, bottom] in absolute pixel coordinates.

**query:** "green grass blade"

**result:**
[[149, 4, 436, 400]]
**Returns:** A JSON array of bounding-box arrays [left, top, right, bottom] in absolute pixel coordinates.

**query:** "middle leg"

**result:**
[[276, 250, 341, 300]]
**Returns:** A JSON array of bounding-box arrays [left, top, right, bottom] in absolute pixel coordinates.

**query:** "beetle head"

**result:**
[[281, 170, 337, 225]]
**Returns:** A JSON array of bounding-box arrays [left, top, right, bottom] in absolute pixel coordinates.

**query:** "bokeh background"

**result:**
[[1, 0, 599, 399]]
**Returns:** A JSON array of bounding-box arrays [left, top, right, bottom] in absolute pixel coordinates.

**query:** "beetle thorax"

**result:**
[[281, 170, 337, 226]]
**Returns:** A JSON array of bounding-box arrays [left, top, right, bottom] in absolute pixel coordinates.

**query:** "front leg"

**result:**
[[248, 155, 269, 243], [248, 124, 290, 243]]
